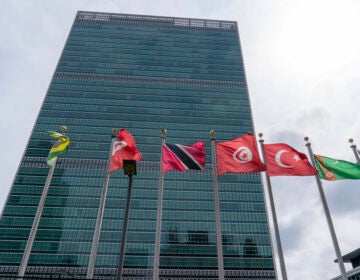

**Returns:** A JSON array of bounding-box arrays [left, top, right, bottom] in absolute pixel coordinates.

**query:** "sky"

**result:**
[[0, 0, 360, 279]]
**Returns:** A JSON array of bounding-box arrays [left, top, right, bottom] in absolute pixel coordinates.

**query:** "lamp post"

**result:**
[[117, 160, 137, 280]]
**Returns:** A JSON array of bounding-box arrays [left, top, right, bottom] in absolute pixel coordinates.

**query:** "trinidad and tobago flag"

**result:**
[[162, 141, 206, 173]]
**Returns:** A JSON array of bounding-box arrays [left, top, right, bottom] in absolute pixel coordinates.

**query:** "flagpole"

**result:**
[[258, 133, 288, 280], [18, 157, 57, 278], [349, 138, 360, 164], [87, 128, 117, 279], [18, 125, 67, 278], [305, 137, 347, 280], [153, 129, 166, 280], [210, 130, 225, 280]]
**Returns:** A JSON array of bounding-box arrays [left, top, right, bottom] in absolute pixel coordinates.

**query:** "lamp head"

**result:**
[[123, 160, 137, 176]]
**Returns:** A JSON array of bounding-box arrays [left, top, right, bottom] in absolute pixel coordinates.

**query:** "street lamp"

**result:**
[[117, 159, 137, 280]]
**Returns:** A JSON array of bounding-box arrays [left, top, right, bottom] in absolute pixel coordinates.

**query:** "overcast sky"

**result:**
[[1, 1, 360, 279]]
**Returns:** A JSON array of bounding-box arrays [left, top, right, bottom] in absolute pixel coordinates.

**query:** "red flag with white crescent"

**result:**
[[263, 143, 317, 176], [109, 129, 142, 173], [216, 133, 265, 176]]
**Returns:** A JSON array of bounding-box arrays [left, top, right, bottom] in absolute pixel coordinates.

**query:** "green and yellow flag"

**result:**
[[45, 131, 70, 167], [314, 155, 360, 181]]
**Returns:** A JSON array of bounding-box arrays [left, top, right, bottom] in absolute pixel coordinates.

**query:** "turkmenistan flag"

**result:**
[[314, 155, 360, 181], [45, 131, 70, 167]]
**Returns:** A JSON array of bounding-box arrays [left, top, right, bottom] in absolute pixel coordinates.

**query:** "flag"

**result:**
[[45, 131, 70, 167], [109, 129, 142, 172], [162, 141, 205, 173], [263, 143, 317, 176], [314, 155, 360, 181], [216, 133, 265, 175]]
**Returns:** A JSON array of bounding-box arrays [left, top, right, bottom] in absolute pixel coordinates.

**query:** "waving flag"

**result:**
[[216, 133, 265, 175], [45, 131, 70, 167], [162, 141, 205, 173], [263, 143, 317, 176], [109, 129, 142, 172], [314, 155, 360, 181]]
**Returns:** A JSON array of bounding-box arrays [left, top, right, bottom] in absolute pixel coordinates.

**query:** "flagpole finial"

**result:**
[[349, 138, 354, 144], [61, 126, 67, 132], [161, 129, 167, 135], [112, 128, 117, 134], [258, 132, 264, 143], [304, 136, 310, 144], [209, 130, 216, 140]]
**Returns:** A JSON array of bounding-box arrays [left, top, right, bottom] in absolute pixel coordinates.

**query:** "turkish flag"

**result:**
[[109, 129, 142, 172], [216, 133, 265, 176], [263, 143, 317, 176]]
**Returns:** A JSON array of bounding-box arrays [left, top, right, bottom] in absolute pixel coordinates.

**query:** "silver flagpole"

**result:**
[[349, 138, 360, 164], [258, 133, 288, 280], [18, 125, 68, 278], [87, 128, 117, 279], [18, 158, 57, 278], [153, 129, 166, 280], [305, 137, 347, 280], [210, 130, 225, 280]]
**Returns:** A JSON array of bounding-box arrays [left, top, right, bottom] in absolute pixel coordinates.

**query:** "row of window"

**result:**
[[74, 19, 237, 33], [59, 56, 243, 73], [33, 123, 247, 140], [71, 25, 238, 42], [45, 96, 249, 113], [28, 241, 273, 258], [41, 188, 266, 204], [48, 82, 249, 98], [0, 226, 271, 247], [61, 48, 242, 67], [38, 109, 252, 127], [63, 42, 241, 60], [45, 91, 248, 108], [3, 203, 267, 225], [0, 249, 272, 269], [4, 192, 266, 216], [16, 166, 262, 188], [66, 37, 240, 53], [70, 28, 240, 45], [3, 206, 266, 227], [52, 73, 246, 91], [62, 51, 243, 69], [0, 240, 271, 258], [56, 66, 245, 82], [41, 103, 249, 121]]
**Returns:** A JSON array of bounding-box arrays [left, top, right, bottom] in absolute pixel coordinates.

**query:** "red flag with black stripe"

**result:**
[[162, 141, 206, 173]]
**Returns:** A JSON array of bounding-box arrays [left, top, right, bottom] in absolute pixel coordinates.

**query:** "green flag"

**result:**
[[314, 155, 360, 181], [45, 131, 70, 167]]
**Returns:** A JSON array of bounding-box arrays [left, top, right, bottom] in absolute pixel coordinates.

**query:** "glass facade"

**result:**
[[0, 12, 275, 279]]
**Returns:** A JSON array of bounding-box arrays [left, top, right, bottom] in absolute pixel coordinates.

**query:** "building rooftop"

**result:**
[[342, 248, 360, 262]]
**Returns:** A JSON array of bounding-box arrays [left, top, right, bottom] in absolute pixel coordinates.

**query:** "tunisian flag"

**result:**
[[263, 143, 317, 176], [109, 129, 142, 172], [162, 141, 205, 173], [216, 133, 265, 176]]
